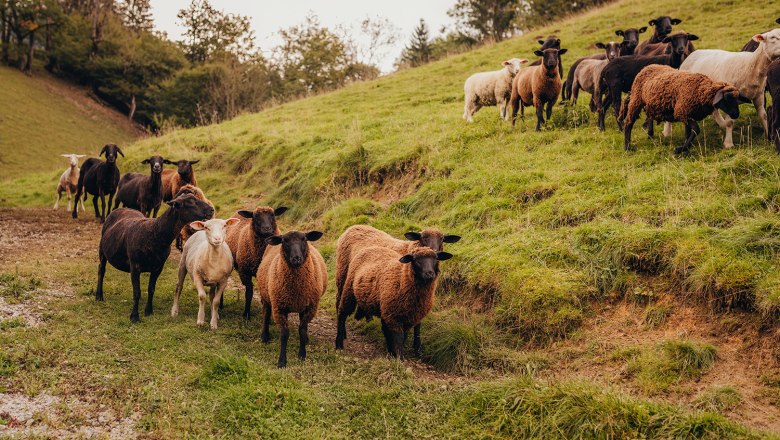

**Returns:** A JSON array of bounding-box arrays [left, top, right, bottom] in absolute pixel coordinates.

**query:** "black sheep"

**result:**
[[114, 156, 166, 217], [73, 144, 124, 223], [96, 192, 214, 322]]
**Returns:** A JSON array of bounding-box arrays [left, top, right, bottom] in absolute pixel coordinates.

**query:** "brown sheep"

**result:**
[[161, 159, 199, 202], [336, 247, 452, 359], [510, 47, 568, 131], [225, 205, 288, 320], [621, 64, 745, 155], [256, 230, 327, 368], [174, 184, 214, 251]]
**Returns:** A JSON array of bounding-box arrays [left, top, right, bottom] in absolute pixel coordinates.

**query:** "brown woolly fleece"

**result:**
[[340, 247, 438, 333], [162, 169, 198, 202], [225, 206, 279, 283], [256, 242, 327, 330], [335, 225, 447, 306], [510, 65, 562, 110], [621, 64, 739, 126]]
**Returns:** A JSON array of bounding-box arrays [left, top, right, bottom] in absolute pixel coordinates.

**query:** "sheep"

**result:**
[[73, 144, 124, 223], [463, 58, 529, 123], [597, 32, 698, 131], [634, 16, 683, 52], [224, 206, 288, 320], [510, 47, 568, 131], [529, 37, 564, 78], [621, 65, 745, 155], [768, 60, 780, 152], [334, 225, 460, 354], [562, 27, 647, 101], [740, 18, 780, 52], [161, 159, 199, 202], [256, 230, 327, 368], [569, 42, 622, 110], [171, 217, 240, 329], [53, 154, 86, 212], [113, 156, 166, 217], [667, 29, 780, 148], [174, 184, 214, 251], [96, 192, 214, 322], [336, 246, 452, 360]]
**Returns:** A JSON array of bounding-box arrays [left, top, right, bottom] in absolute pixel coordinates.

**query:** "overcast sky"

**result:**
[[150, 1, 456, 72]]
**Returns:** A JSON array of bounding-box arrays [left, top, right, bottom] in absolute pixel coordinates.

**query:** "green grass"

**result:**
[[617, 340, 718, 393], [0, 66, 140, 182]]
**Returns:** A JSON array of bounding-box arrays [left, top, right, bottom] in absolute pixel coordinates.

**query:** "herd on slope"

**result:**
[[46, 15, 780, 369], [464, 16, 780, 155]]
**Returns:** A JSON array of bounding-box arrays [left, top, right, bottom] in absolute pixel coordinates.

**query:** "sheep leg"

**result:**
[[276, 313, 290, 368], [130, 265, 142, 323], [171, 259, 187, 318], [144, 268, 161, 316], [545, 100, 554, 122], [194, 279, 208, 327], [298, 311, 311, 361], [675, 120, 700, 155], [91, 195, 100, 220], [393, 330, 405, 361], [662, 122, 672, 138], [643, 117, 654, 139], [335, 294, 356, 349], [211, 283, 225, 330], [413, 324, 422, 355], [152, 206, 160, 218], [610, 89, 622, 130], [510, 93, 520, 127], [535, 103, 544, 132], [99, 192, 106, 223], [240, 274, 253, 320], [72, 186, 81, 219], [711, 109, 734, 148], [571, 80, 580, 106], [66, 186, 73, 212], [80, 195, 85, 212], [261, 301, 272, 343], [106, 190, 115, 217], [622, 98, 644, 151], [95, 253, 107, 301], [54, 188, 62, 210], [381, 320, 396, 357], [598, 92, 611, 131]]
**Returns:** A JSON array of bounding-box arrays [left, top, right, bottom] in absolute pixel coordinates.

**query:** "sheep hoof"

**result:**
[[298, 352, 306, 361], [130, 313, 140, 323], [170, 309, 178, 317], [261, 332, 270, 343], [210, 323, 217, 330], [277, 359, 287, 369], [197, 321, 205, 327], [674, 146, 690, 156]]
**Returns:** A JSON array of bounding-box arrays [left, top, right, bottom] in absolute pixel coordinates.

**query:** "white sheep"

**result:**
[[53, 154, 86, 211], [463, 58, 529, 123], [171, 217, 240, 329], [663, 29, 780, 147]]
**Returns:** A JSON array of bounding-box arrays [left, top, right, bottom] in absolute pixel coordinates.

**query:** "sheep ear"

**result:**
[[163, 159, 174, 165], [274, 206, 288, 216], [99, 146, 108, 156], [189, 221, 206, 231], [638, 26, 647, 33], [662, 36, 672, 43], [752, 34, 765, 43], [167, 200, 179, 208], [189, 160, 200, 165], [615, 30, 623, 36], [265, 236, 283, 246], [436, 252, 453, 261], [61, 154, 72, 157], [237, 210, 253, 218], [534, 50, 544, 57], [404, 232, 422, 241], [537, 39, 545, 45], [712, 90, 725, 105], [141, 159, 150, 164], [595, 42, 606, 49], [77, 154, 86, 158], [687, 34, 699, 41], [399, 254, 414, 264], [116, 147, 125, 157], [502, 59, 511, 66], [558, 48, 567, 55], [305, 231, 323, 242], [519, 59, 528, 64], [671, 18, 682, 25], [443, 235, 461, 243], [648, 19, 657, 26], [776, 18, 780, 24], [225, 218, 241, 227], [738, 95, 752, 104]]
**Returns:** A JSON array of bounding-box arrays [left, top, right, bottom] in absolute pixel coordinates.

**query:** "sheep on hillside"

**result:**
[[54, 154, 86, 212], [510, 47, 568, 131], [73, 144, 124, 223], [569, 42, 622, 110], [161, 159, 199, 202], [463, 58, 529, 122]]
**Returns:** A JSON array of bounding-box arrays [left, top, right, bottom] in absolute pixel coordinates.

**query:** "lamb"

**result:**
[[463, 58, 529, 123], [529, 37, 564, 78], [96, 192, 214, 322], [621, 65, 744, 155], [224, 205, 288, 320], [73, 144, 124, 223], [668, 29, 780, 148], [334, 225, 460, 353], [161, 159, 199, 202], [336, 246, 452, 359], [510, 47, 568, 131], [113, 156, 166, 217], [597, 32, 697, 131], [53, 154, 86, 212], [569, 42, 622, 110], [171, 217, 240, 329], [256, 230, 327, 368]]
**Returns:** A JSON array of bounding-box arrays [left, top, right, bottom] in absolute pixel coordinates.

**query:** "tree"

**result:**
[[447, 0, 519, 42], [398, 18, 431, 68], [522, 0, 609, 28], [117, 0, 152, 33], [177, 0, 254, 64], [355, 15, 399, 68]]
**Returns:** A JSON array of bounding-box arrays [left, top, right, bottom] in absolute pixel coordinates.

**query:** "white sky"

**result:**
[[150, 0, 456, 72]]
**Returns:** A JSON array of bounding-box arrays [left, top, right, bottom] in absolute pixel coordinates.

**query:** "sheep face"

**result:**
[[164, 159, 200, 178], [141, 156, 166, 175], [649, 16, 682, 38], [168, 194, 214, 223], [61, 154, 86, 168], [615, 27, 646, 53], [190, 218, 240, 247], [713, 87, 744, 120], [662, 32, 698, 57], [596, 42, 621, 61], [266, 230, 323, 268], [753, 29, 780, 60], [533, 48, 567, 76], [399, 249, 453, 282], [404, 230, 461, 252], [503, 58, 529, 76], [238, 206, 287, 237], [99, 144, 124, 164]]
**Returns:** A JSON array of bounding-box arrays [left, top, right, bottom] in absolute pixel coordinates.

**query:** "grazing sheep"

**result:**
[[96, 193, 214, 322], [225, 206, 288, 320], [54, 154, 86, 212], [569, 42, 622, 110], [463, 58, 529, 122], [161, 159, 199, 202], [510, 47, 568, 131], [174, 184, 214, 251], [113, 156, 166, 217], [529, 37, 564, 78], [741, 18, 780, 52], [73, 144, 124, 223], [336, 247, 452, 359], [670, 29, 780, 148], [622, 65, 745, 154], [768, 60, 780, 152], [598, 32, 697, 131], [256, 231, 327, 368], [563, 27, 647, 101], [172, 217, 240, 329]]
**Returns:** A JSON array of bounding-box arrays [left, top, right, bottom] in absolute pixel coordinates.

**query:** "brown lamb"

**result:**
[[510, 47, 567, 131], [256, 230, 327, 368], [225, 205, 288, 320], [336, 246, 452, 359], [621, 64, 743, 154], [161, 159, 199, 202]]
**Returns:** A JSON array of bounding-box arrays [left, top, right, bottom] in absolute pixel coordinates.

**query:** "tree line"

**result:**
[[0, 0, 608, 130]]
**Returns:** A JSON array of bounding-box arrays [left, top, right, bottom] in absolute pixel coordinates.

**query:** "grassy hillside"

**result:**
[[0, 66, 141, 182], [3, 0, 780, 437]]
